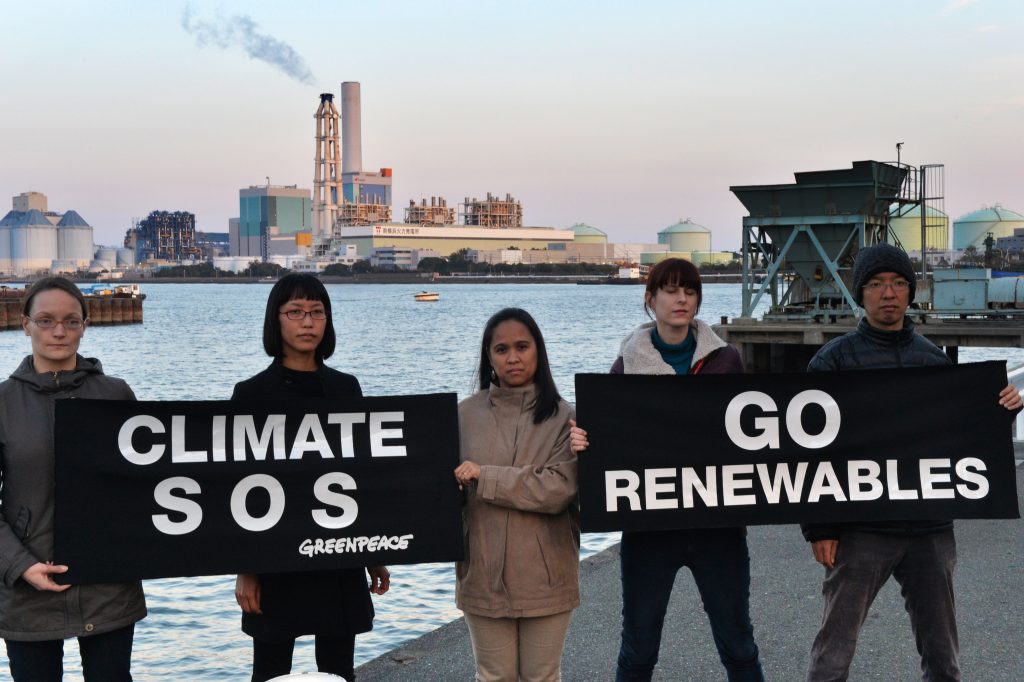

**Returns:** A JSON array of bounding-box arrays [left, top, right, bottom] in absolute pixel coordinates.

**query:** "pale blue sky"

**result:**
[[2, 0, 1021, 248]]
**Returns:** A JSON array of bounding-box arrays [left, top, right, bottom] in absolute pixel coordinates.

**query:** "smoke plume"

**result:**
[[181, 5, 315, 85]]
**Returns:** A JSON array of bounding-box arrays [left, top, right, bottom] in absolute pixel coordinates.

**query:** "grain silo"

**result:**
[[0, 212, 14, 274], [11, 209, 58, 275], [56, 210, 96, 270]]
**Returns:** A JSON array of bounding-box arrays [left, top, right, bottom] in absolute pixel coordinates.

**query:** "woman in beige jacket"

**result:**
[[453, 307, 579, 682]]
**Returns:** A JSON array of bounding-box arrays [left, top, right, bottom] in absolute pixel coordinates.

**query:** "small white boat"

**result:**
[[414, 291, 440, 302]]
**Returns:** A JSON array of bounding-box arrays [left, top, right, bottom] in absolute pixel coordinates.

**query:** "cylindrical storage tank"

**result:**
[[571, 223, 609, 245], [11, 210, 58, 276], [116, 248, 135, 267], [888, 205, 949, 252], [0, 222, 11, 275], [94, 247, 118, 270], [988, 277, 1024, 309], [56, 211, 96, 268], [657, 219, 712, 253], [58, 227, 95, 268], [952, 205, 1024, 250], [87, 297, 102, 322]]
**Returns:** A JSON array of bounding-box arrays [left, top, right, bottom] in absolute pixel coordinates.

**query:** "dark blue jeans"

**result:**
[[616, 528, 764, 682], [5, 623, 135, 682]]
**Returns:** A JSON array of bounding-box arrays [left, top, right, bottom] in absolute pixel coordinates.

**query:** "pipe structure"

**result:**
[[313, 93, 341, 239], [341, 82, 362, 174]]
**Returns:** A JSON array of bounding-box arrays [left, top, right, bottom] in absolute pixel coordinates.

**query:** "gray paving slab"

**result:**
[[358, 464, 1024, 681]]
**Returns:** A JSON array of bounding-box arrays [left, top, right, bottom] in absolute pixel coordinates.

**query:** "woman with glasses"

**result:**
[[0, 277, 147, 681], [231, 273, 390, 682], [453, 308, 579, 681], [569, 258, 764, 682]]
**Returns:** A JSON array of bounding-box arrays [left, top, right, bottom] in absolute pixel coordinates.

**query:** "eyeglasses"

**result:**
[[280, 309, 327, 321], [862, 280, 910, 293], [27, 317, 85, 330]]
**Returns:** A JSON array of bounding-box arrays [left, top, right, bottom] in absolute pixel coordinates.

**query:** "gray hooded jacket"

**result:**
[[0, 355, 146, 640]]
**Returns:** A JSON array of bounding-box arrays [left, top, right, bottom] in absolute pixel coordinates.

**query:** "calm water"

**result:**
[[1, 282, 1020, 680]]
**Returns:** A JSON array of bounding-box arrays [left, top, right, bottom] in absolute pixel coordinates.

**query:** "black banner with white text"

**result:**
[[53, 394, 463, 583], [575, 362, 1019, 533]]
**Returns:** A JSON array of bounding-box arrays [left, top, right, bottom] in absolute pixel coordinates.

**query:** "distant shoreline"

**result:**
[[0, 273, 745, 285]]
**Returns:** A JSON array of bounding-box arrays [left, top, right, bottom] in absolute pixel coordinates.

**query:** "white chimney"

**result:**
[[341, 82, 362, 174]]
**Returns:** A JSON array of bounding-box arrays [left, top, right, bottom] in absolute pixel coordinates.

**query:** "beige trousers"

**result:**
[[464, 610, 574, 682]]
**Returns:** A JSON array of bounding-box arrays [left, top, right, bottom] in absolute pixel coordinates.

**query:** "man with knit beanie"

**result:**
[[801, 243, 1022, 681]]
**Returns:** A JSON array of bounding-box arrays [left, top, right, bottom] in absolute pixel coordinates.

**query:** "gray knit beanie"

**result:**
[[852, 243, 916, 305]]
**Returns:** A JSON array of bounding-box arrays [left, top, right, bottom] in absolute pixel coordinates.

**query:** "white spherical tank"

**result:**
[[11, 210, 58, 276], [952, 205, 1024, 250]]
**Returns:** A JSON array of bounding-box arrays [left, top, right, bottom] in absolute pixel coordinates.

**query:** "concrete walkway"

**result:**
[[358, 463, 1024, 681]]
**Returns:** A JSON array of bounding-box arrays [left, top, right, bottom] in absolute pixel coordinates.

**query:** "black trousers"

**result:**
[[5, 623, 135, 682], [251, 633, 356, 682]]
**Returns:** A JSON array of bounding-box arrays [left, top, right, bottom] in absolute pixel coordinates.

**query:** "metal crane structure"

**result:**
[[730, 159, 943, 321]]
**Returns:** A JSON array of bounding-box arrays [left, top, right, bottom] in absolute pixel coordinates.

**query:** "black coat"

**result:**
[[231, 360, 373, 641], [801, 317, 953, 542]]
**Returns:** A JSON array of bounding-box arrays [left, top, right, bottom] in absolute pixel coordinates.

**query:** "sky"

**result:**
[[2, 0, 1022, 250]]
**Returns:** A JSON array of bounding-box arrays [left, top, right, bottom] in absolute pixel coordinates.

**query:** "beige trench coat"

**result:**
[[456, 384, 580, 619]]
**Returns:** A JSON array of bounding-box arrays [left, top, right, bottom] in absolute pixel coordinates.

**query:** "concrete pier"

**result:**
[[0, 290, 143, 330], [716, 316, 1024, 372], [357, 461, 1024, 681]]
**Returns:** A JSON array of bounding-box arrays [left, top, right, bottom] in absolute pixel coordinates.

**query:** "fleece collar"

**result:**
[[619, 318, 727, 375]]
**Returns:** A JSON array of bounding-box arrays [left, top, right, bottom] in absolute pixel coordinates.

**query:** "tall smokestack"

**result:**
[[313, 92, 341, 239], [341, 82, 362, 174]]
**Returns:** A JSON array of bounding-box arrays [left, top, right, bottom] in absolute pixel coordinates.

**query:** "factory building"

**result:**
[[0, 192, 98, 275], [952, 205, 1024, 250], [330, 224, 575, 257], [996, 228, 1024, 254], [232, 185, 313, 259], [127, 210, 201, 262], [304, 82, 575, 263]]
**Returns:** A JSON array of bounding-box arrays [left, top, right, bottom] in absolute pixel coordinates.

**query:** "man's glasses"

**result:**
[[862, 280, 910, 293]]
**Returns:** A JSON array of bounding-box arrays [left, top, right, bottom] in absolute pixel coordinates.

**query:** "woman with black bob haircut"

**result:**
[[570, 258, 765, 681], [232, 273, 390, 682], [1, 276, 146, 681], [454, 307, 580, 681]]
